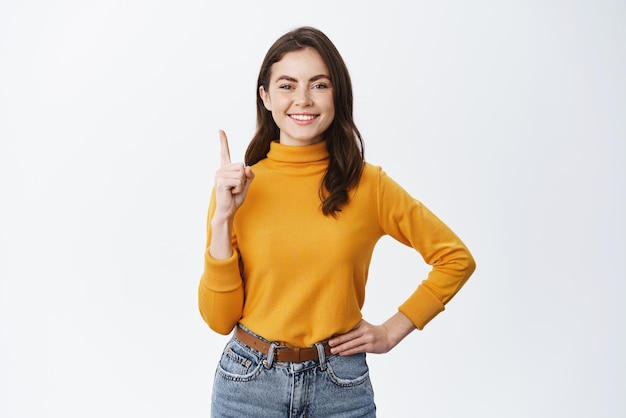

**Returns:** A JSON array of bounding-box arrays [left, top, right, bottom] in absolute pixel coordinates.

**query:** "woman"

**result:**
[[198, 26, 476, 417]]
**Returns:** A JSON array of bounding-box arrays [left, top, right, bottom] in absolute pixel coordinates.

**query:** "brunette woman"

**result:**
[[199, 26, 475, 417]]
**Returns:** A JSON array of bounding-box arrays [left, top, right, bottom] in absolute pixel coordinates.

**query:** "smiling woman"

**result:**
[[259, 48, 335, 146], [197, 26, 475, 417]]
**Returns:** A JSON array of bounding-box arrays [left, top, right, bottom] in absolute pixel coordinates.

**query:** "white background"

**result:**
[[1, 1, 624, 417]]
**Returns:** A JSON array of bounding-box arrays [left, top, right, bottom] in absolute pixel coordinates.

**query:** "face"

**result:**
[[260, 48, 335, 146]]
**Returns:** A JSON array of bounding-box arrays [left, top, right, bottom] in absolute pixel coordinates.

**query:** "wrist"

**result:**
[[384, 312, 416, 348], [210, 212, 233, 228], [209, 215, 234, 260]]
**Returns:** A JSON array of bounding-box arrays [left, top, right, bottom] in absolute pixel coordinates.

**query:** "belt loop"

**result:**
[[315, 342, 327, 371], [264, 342, 278, 369]]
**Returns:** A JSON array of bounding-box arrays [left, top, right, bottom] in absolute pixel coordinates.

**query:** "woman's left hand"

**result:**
[[328, 313, 416, 356]]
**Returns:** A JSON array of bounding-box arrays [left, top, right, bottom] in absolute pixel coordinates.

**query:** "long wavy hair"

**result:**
[[245, 26, 365, 217]]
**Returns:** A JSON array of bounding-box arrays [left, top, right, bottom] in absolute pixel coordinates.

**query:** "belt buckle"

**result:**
[[275, 344, 300, 362], [273, 344, 290, 361]]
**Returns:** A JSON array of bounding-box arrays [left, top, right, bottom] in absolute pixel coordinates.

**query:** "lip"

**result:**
[[289, 113, 319, 125]]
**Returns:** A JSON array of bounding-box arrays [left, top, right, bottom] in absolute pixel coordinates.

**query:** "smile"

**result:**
[[289, 114, 317, 121]]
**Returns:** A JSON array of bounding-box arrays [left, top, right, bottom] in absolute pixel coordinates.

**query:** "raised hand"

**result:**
[[213, 130, 255, 221]]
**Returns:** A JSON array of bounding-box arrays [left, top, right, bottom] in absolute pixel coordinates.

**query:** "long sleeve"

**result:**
[[197, 189, 244, 335], [376, 168, 476, 329]]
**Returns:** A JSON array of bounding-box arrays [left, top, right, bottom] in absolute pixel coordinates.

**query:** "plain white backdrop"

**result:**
[[1, 1, 624, 417]]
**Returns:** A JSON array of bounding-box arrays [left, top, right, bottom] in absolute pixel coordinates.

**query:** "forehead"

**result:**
[[270, 48, 330, 80]]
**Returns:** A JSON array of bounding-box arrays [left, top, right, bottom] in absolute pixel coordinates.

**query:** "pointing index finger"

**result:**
[[219, 129, 231, 167]]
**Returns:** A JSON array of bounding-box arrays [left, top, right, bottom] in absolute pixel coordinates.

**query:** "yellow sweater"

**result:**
[[198, 140, 475, 347]]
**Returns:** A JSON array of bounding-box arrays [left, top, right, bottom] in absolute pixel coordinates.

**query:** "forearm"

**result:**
[[200, 212, 244, 334], [209, 216, 234, 260], [199, 232, 244, 334]]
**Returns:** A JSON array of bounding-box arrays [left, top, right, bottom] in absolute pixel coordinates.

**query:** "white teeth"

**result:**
[[291, 114, 315, 121]]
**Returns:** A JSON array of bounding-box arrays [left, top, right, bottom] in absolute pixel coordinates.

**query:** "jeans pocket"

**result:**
[[216, 339, 263, 382], [325, 353, 370, 388]]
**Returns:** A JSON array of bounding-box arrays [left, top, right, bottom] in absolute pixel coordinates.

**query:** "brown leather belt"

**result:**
[[235, 326, 332, 363]]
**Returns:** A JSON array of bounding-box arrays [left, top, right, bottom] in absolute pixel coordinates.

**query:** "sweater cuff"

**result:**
[[200, 250, 242, 292], [398, 285, 445, 330]]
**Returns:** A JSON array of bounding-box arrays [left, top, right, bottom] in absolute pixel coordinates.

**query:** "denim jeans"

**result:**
[[211, 326, 376, 417]]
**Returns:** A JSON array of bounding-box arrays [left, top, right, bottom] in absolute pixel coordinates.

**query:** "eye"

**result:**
[[312, 83, 329, 89], [279, 84, 293, 90]]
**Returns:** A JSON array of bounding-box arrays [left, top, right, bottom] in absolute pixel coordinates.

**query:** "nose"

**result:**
[[295, 87, 312, 107]]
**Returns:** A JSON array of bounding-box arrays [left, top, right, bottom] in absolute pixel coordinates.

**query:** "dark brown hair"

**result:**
[[245, 26, 364, 217]]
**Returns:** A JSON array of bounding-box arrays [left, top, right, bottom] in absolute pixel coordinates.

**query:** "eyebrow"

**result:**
[[275, 74, 331, 83]]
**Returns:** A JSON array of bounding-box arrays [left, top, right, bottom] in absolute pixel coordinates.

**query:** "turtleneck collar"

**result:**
[[266, 140, 329, 164]]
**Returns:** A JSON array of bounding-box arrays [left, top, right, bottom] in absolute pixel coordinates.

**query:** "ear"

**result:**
[[259, 86, 272, 111]]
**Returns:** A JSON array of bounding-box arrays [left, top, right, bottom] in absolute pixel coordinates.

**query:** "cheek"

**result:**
[[270, 96, 290, 113], [325, 100, 336, 120], [324, 96, 336, 114]]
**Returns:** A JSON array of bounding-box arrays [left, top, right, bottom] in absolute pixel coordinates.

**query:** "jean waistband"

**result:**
[[235, 325, 332, 363]]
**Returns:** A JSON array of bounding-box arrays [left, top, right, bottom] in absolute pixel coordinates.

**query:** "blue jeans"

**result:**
[[211, 326, 376, 417]]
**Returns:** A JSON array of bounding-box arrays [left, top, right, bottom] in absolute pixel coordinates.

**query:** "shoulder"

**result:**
[[360, 162, 399, 188], [360, 162, 382, 182], [352, 163, 387, 199], [251, 157, 269, 170], [359, 162, 416, 201]]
